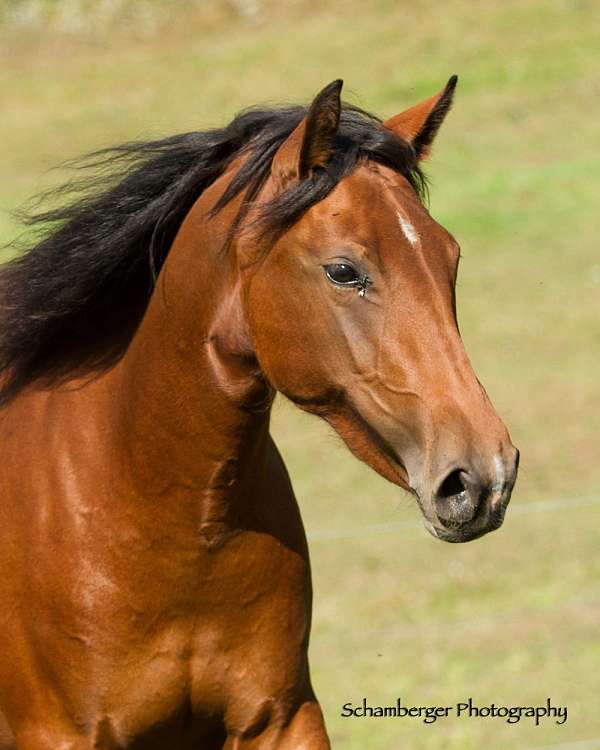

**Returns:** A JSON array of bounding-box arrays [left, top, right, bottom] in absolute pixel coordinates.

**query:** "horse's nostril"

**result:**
[[437, 468, 466, 500], [434, 468, 480, 527]]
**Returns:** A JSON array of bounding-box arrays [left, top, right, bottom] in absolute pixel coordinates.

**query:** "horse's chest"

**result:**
[[99, 531, 311, 740]]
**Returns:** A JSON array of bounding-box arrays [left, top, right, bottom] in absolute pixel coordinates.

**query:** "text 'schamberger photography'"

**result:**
[[0, 2, 598, 750]]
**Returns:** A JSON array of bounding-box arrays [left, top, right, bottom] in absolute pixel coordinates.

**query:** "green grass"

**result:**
[[1, 1, 599, 747]]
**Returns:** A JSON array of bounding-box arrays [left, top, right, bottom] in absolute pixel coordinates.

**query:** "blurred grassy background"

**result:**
[[1, 1, 599, 748]]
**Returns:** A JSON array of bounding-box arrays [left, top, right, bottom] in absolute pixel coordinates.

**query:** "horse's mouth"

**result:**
[[421, 487, 512, 544]]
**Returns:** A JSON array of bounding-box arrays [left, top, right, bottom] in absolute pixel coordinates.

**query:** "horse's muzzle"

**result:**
[[423, 448, 520, 543]]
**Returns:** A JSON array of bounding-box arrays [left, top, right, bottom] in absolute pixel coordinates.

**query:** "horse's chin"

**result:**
[[422, 503, 508, 544]]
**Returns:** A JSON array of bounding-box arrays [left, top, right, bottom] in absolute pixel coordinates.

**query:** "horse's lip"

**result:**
[[425, 519, 495, 543], [423, 486, 512, 543]]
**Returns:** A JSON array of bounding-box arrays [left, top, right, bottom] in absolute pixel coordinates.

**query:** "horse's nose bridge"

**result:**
[[417, 324, 511, 462], [422, 315, 497, 417], [375, 298, 510, 456], [439, 366, 508, 447]]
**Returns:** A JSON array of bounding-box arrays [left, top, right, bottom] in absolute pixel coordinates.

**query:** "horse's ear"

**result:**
[[384, 75, 458, 161], [272, 79, 343, 185]]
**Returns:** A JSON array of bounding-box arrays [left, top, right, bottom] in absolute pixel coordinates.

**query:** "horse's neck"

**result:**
[[112, 178, 273, 517]]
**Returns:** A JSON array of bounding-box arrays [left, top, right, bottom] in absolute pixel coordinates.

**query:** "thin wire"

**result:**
[[307, 494, 600, 542], [305, 494, 600, 748]]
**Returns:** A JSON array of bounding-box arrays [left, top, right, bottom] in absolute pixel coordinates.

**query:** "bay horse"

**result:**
[[0, 77, 518, 749]]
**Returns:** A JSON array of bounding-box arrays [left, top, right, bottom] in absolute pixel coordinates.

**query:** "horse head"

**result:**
[[237, 79, 519, 542]]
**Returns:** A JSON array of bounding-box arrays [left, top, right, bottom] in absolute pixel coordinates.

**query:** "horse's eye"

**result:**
[[324, 263, 360, 286]]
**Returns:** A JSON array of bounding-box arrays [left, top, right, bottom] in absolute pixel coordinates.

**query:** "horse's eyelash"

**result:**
[[357, 274, 372, 297]]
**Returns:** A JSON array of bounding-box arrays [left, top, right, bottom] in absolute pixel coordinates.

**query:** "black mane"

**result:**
[[0, 102, 425, 404]]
